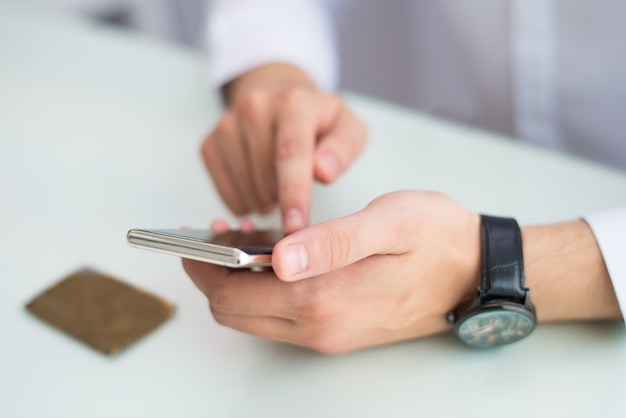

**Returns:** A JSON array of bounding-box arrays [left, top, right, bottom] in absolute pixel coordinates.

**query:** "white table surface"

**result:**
[[1, 4, 625, 418]]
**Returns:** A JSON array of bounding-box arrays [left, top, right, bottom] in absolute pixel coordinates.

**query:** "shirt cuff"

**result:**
[[584, 207, 626, 322], [206, 0, 338, 92]]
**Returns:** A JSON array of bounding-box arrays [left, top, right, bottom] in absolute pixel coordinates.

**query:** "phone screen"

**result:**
[[146, 229, 283, 253]]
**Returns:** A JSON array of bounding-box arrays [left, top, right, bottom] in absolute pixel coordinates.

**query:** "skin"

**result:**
[[182, 191, 622, 354], [194, 64, 622, 354], [201, 63, 367, 233]]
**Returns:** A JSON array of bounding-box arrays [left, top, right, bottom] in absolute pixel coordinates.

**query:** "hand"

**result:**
[[182, 191, 482, 353], [201, 64, 367, 233]]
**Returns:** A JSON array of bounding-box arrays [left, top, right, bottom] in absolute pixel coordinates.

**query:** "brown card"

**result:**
[[26, 268, 175, 355]]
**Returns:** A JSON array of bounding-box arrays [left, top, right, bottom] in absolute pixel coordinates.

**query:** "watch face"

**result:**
[[457, 309, 535, 348]]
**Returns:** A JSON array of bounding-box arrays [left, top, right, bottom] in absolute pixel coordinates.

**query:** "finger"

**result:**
[[214, 118, 261, 212], [201, 116, 250, 216], [272, 193, 413, 281], [210, 219, 256, 232], [210, 219, 230, 233], [273, 90, 319, 233], [239, 218, 255, 232], [314, 107, 368, 183], [209, 311, 300, 345], [182, 258, 299, 318], [236, 93, 278, 213]]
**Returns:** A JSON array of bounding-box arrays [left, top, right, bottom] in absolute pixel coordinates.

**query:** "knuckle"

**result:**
[[210, 308, 229, 327], [370, 190, 419, 214], [275, 134, 308, 160], [209, 302, 223, 318], [298, 301, 334, 324], [208, 289, 233, 314], [292, 281, 340, 324], [290, 282, 348, 354], [276, 87, 309, 108], [238, 91, 264, 122], [324, 226, 355, 267], [305, 332, 343, 355], [367, 191, 422, 248]]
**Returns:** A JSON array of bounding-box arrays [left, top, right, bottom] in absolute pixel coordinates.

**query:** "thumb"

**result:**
[[272, 196, 404, 281]]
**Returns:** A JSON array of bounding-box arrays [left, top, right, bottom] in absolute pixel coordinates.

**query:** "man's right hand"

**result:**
[[201, 63, 368, 233]]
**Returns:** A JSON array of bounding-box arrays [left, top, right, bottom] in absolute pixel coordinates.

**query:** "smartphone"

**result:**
[[127, 228, 283, 269]]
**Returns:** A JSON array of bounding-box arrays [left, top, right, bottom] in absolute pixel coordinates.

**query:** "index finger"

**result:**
[[273, 90, 320, 233]]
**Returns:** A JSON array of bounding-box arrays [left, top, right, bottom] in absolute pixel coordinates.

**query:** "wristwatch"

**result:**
[[447, 215, 536, 348]]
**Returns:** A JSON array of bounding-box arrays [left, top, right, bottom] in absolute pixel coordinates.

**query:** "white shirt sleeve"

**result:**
[[206, 0, 340, 92], [584, 207, 626, 322]]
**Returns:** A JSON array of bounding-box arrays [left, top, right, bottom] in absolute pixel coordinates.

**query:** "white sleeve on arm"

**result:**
[[206, 0, 340, 92], [584, 207, 626, 322]]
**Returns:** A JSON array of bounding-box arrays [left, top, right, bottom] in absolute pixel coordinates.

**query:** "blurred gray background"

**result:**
[[8, 0, 413, 109]]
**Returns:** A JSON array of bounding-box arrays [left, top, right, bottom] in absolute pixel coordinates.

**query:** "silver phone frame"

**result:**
[[127, 229, 273, 268]]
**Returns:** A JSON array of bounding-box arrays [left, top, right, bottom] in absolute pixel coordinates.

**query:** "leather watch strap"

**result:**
[[480, 215, 527, 303]]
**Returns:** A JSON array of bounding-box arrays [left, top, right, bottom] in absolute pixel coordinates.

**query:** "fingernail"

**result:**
[[318, 152, 341, 179], [284, 208, 305, 231], [282, 243, 309, 279]]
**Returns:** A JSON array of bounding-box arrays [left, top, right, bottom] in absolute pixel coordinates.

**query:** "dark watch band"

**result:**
[[447, 215, 535, 347], [480, 215, 527, 303]]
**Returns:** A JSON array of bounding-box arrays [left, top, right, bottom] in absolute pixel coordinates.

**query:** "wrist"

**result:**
[[522, 219, 621, 322]]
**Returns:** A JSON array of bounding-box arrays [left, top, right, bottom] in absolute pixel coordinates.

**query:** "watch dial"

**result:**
[[457, 310, 535, 348]]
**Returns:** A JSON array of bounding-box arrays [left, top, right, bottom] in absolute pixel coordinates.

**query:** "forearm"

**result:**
[[522, 219, 622, 322], [223, 63, 320, 105]]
